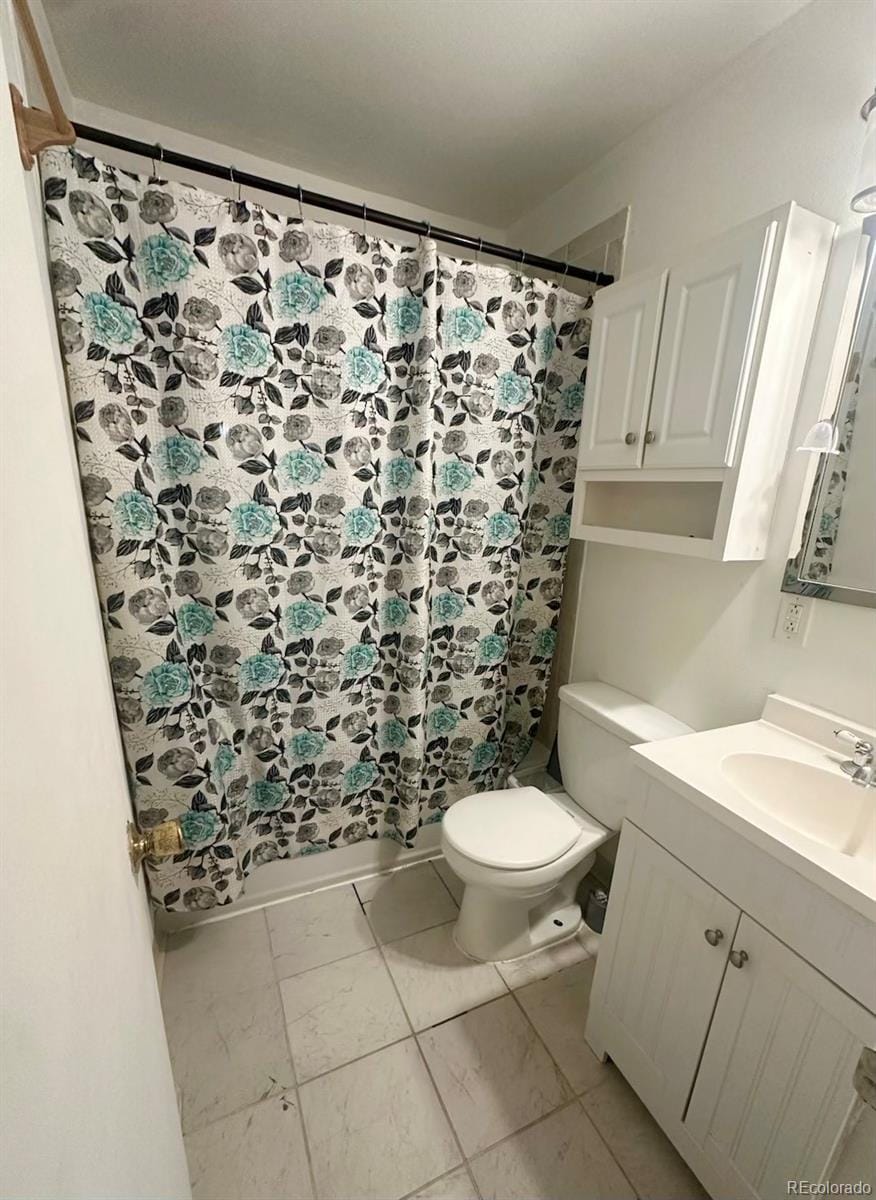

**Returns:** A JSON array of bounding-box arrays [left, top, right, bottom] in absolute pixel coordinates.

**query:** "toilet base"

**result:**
[[453, 883, 584, 962]]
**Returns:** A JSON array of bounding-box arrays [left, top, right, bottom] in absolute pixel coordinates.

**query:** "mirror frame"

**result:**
[[782, 221, 876, 609]]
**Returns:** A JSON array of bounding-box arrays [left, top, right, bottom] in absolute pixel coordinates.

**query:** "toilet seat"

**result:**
[[443, 786, 584, 870]]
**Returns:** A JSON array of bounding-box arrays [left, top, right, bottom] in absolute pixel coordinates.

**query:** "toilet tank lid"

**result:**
[[558, 682, 693, 744]]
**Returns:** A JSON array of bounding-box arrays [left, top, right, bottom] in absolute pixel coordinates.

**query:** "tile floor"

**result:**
[[161, 858, 708, 1200]]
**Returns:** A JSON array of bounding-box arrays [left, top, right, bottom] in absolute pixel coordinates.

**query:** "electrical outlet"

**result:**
[[774, 595, 813, 645]]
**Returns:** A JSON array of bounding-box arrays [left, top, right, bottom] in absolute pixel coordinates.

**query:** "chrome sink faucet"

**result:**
[[834, 729, 876, 788]]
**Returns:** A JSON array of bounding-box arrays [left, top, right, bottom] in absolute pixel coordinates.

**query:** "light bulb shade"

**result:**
[[851, 91, 876, 214], [796, 419, 840, 454]]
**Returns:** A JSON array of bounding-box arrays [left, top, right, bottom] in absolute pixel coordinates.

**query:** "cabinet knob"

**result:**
[[624, 431, 637, 445], [729, 949, 749, 969], [644, 430, 656, 444], [704, 928, 724, 946]]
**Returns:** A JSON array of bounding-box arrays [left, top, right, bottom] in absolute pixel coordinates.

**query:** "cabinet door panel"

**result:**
[[645, 222, 776, 468], [586, 823, 740, 1119], [577, 270, 667, 469], [685, 915, 876, 1200]]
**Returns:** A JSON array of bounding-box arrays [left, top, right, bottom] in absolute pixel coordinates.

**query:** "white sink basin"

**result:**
[[721, 752, 874, 858]]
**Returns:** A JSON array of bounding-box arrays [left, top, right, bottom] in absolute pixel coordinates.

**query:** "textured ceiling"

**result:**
[[43, 0, 809, 226]]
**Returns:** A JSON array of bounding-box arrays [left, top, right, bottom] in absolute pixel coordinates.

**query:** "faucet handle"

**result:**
[[834, 729, 874, 762], [835, 729, 868, 748]]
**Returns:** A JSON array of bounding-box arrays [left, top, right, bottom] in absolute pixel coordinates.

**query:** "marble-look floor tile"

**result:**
[[165, 981, 292, 1133], [581, 1069, 709, 1200], [406, 1165, 479, 1200], [431, 857, 464, 905], [382, 922, 506, 1031], [184, 1093, 313, 1200], [496, 929, 594, 990], [359, 863, 458, 943], [161, 910, 275, 1017], [300, 1039, 461, 1200], [280, 947, 409, 1082], [268, 885, 375, 979], [515, 959, 608, 1094], [418, 994, 571, 1157], [470, 1101, 635, 1200]]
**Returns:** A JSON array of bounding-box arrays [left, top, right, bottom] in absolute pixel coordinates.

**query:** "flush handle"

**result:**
[[624, 431, 637, 445], [704, 928, 724, 947], [729, 949, 749, 969]]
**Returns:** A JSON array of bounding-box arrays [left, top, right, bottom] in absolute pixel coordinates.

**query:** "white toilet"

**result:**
[[442, 682, 692, 962]]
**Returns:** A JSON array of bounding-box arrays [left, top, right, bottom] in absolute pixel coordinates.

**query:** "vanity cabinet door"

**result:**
[[685, 915, 876, 1200], [643, 221, 777, 469], [576, 269, 667, 469], [585, 823, 740, 1120]]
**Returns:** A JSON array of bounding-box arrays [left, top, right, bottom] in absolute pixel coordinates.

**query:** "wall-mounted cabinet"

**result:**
[[572, 203, 835, 559]]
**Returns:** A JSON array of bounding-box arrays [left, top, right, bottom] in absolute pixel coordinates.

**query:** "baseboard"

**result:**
[[155, 823, 444, 931]]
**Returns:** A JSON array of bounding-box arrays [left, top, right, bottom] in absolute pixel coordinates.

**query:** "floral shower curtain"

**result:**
[[41, 146, 594, 913]]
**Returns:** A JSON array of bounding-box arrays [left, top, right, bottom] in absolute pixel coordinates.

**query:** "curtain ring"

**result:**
[[362, 202, 368, 240], [229, 165, 242, 203], [297, 184, 304, 221], [151, 143, 162, 177], [519, 249, 527, 275], [561, 244, 570, 285]]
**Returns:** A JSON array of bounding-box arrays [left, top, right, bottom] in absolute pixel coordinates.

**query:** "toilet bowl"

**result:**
[[442, 682, 693, 962]]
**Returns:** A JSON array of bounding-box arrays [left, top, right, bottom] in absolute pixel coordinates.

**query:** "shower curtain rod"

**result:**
[[72, 122, 615, 287]]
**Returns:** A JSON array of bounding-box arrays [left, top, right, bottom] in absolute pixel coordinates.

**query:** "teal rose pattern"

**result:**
[[385, 456, 415, 492], [496, 371, 533, 410], [486, 512, 519, 544], [229, 501, 279, 545], [344, 642, 379, 678], [221, 324, 272, 374], [381, 719, 408, 750], [445, 305, 486, 344], [345, 761, 378, 794], [274, 271, 326, 317], [180, 810, 218, 848], [84, 291, 138, 345], [249, 780, 287, 811], [286, 600, 326, 636], [281, 449, 324, 487], [439, 460, 474, 493], [155, 435, 202, 479], [141, 662, 192, 706], [344, 505, 380, 546], [138, 233, 194, 288], [380, 597, 409, 628], [114, 490, 157, 537], [387, 296, 423, 337], [177, 601, 215, 641], [290, 731, 327, 761], [42, 145, 595, 912], [239, 653, 282, 691], [345, 345, 384, 391]]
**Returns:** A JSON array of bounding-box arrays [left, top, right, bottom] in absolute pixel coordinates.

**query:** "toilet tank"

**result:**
[[557, 682, 693, 830]]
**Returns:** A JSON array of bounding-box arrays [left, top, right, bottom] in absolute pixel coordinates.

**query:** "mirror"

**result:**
[[783, 226, 876, 608]]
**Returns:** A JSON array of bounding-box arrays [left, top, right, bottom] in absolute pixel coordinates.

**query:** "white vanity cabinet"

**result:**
[[572, 203, 835, 559], [587, 823, 876, 1200], [687, 915, 872, 1200], [587, 822, 740, 1118]]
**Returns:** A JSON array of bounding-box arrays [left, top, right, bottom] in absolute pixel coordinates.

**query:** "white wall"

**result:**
[[508, 0, 876, 730], [0, 5, 189, 1194]]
